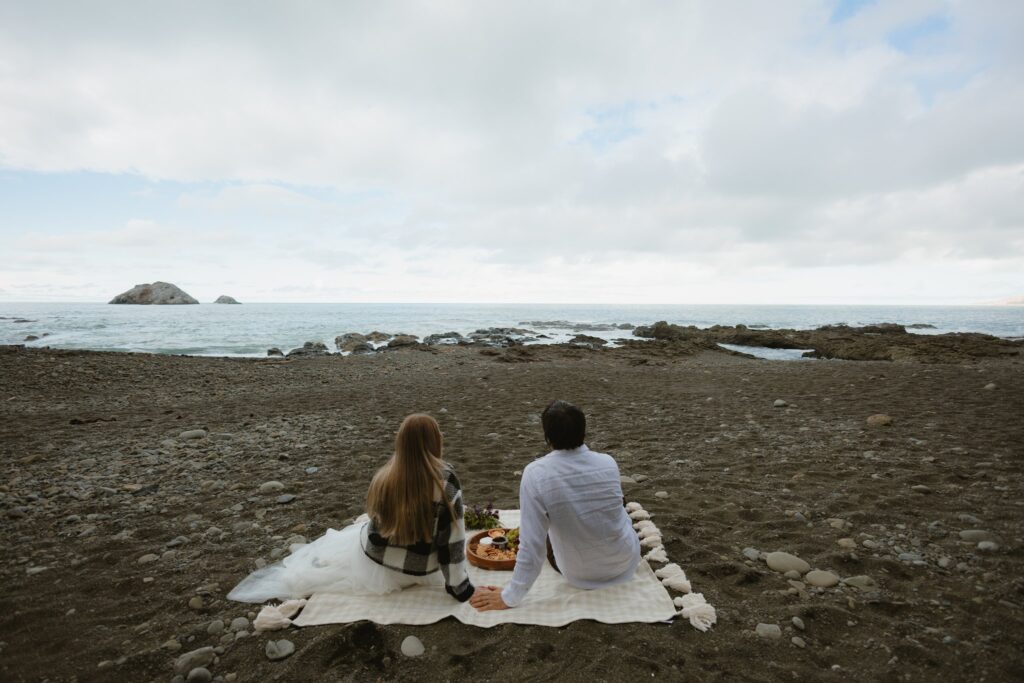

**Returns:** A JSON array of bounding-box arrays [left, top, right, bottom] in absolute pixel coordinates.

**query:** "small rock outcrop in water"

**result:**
[[286, 341, 329, 358], [109, 282, 198, 305], [213, 295, 240, 304]]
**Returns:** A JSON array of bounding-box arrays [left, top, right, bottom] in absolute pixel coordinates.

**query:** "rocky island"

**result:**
[[214, 295, 241, 304], [109, 282, 199, 305]]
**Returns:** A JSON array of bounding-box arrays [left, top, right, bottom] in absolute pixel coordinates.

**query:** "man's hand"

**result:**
[[469, 586, 509, 611]]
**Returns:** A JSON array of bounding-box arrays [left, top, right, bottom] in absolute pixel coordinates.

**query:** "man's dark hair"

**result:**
[[542, 400, 586, 450]]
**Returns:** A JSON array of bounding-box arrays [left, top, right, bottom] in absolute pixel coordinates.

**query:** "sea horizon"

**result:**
[[3, 301, 1023, 357]]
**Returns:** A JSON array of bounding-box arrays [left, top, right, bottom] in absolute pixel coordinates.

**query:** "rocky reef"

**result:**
[[632, 321, 1023, 363], [109, 282, 198, 305]]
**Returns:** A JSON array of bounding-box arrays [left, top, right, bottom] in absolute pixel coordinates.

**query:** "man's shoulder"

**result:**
[[585, 448, 618, 466]]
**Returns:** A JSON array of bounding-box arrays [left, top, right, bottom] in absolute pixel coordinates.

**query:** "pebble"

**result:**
[[977, 541, 999, 552], [910, 485, 931, 494], [305, 467, 319, 474], [791, 636, 806, 648], [137, 553, 159, 564], [401, 635, 425, 657], [163, 639, 182, 651], [805, 570, 840, 587], [277, 494, 297, 504], [837, 538, 856, 549], [842, 575, 876, 590], [742, 547, 761, 561], [765, 551, 810, 574], [229, 617, 249, 632], [207, 619, 224, 635], [791, 616, 805, 631], [187, 668, 212, 683], [983, 382, 996, 390], [265, 639, 295, 661], [633, 475, 649, 483], [959, 529, 994, 542], [937, 557, 953, 568], [259, 481, 285, 494], [620, 476, 637, 485], [654, 491, 669, 499], [784, 570, 802, 580], [755, 623, 782, 639], [866, 414, 893, 427], [773, 399, 788, 408], [167, 535, 190, 548], [188, 597, 204, 610], [174, 646, 215, 674], [958, 513, 982, 524], [898, 552, 923, 563], [179, 429, 208, 440]]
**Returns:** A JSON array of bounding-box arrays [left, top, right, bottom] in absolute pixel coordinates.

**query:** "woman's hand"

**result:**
[[469, 586, 509, 611]]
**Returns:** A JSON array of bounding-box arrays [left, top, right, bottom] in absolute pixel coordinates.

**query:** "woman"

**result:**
[[228, 414, 479, 603]]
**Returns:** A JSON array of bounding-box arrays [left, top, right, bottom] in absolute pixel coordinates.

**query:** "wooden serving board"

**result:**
[[466, 528, 517, 571]]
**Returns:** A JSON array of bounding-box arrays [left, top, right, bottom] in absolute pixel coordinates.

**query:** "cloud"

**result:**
[[0, 1, 1022, 303]]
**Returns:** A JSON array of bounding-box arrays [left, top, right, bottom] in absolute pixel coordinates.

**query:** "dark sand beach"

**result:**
[[1, 340, 1022, 681]]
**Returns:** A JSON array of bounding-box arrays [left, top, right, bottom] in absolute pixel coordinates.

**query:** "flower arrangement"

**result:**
[[464, 503, 501, 530]]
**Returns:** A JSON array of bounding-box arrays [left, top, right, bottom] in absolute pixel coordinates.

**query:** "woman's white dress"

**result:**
[[227, 517, 442, 603]]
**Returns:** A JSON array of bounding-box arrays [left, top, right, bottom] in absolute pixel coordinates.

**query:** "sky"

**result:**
[[1, 0, 1022, 304]]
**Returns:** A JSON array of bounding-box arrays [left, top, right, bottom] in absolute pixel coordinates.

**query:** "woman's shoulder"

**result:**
[[440, 460, 459, 480]]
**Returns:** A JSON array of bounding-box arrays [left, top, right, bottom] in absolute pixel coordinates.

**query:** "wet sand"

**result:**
[[1, 343, 1022, 681]]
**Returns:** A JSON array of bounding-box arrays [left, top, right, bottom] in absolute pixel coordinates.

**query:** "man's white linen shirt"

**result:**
[[501, 445, 641, 607]]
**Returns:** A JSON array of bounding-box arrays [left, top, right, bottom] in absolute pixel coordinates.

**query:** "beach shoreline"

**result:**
[[1, 343, 1022, 681]]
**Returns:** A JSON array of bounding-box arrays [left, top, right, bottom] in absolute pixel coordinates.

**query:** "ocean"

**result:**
[[2, 302, 1022, 357]]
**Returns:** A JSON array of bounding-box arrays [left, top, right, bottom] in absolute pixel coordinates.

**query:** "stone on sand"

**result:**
[[401, 635, 425, 657], [173, 647, 215, 674], [866, 414, 893, 427], [842, 575, 876, 590], [179, 429, 207, 440], [959, 529, 994, 542], [265, 640, 295, 661], [259, 481, 285, 494], [765, 551, 810, 574], [187, 668, 212, 683], [773, 399, 788, 408], [755, 623, 782, 639], [805, 570, 840, 587], [983, 382, 996, 390]]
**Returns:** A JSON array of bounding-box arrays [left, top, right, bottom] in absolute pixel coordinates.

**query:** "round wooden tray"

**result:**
[[467, 528, 517, 571]]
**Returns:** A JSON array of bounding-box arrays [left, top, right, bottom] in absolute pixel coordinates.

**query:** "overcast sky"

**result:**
[[1, 0, 1022, 304]]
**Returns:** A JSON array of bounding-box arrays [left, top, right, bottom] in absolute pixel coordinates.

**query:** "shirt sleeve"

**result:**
[[436, 468, 475, 602], [501, 470, 549, 607]]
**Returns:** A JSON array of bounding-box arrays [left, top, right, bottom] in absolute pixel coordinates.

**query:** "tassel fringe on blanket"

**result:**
[[254, 599, 307, 631], [627, 502, 717, 632]]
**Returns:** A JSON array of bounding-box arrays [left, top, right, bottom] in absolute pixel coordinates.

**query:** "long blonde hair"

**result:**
[[366, 414, 455, 545]]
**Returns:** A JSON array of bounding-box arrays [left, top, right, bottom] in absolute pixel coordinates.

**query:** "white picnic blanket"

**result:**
[[293, 510, 677, 628]]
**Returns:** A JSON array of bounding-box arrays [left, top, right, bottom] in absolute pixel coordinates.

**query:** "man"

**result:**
[[470, 400, 640, 611]]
